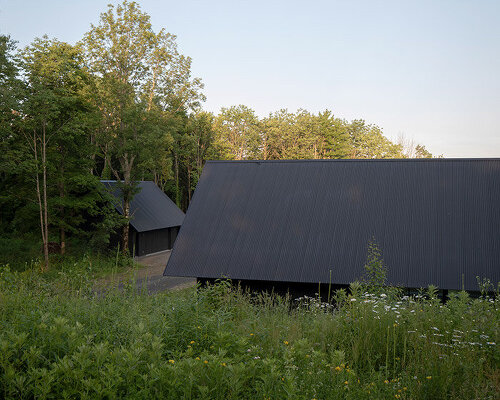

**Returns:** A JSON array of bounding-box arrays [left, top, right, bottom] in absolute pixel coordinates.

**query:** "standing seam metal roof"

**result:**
[[102, 181, 184, 232], [164, 159, 500, 291]]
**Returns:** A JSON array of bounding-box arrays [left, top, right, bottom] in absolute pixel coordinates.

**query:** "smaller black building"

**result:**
[[103, 181, 184, 256]]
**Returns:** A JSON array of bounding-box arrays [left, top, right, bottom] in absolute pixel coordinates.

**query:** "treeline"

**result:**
[[0, 1, 431, 268]]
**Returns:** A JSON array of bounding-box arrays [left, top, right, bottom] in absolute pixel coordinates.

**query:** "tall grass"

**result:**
[[0, 265, 498, 399]]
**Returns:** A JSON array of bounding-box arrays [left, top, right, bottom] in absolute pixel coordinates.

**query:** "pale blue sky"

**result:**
[[1, 0, 499, 157]]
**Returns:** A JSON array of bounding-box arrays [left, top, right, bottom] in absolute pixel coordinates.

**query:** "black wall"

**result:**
[[136, 226, 180, 256]]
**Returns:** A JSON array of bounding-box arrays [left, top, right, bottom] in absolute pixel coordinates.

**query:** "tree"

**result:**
[[213, 105, 261, 160], [13, 37, 99, 268], [81, 0, 204, 252], [347, 120, 403, 159], [397, 133, 433, 158], [0, 35, 24, 233]]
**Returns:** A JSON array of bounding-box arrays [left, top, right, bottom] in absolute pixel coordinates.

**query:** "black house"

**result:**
[[164, 159, 500, 292], [103, 181, 184, 256]]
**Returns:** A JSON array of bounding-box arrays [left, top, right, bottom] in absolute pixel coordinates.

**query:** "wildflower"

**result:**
[[344, 381, 348, 385], [196, 357, 200, 360], [393, 323, 398, 327], [351, 298, 357, 302], [283, 340, 289, 345], [395, 395, 401, 399], [168, 359, 175, 364], [204, 360, 208, 364], [249, 333, 254, 336], [281, 377, 285, 381], [335, 366, 341, 371], [426, 376, 432, 380], [403, 387, 407, 391], [254, 356, 261, 360], [187, 345, 192, 348], [221, 362, 226, 367], [380, 293, 387, 298], [384, 380, 389, 384], [190, 340, 195, 344]]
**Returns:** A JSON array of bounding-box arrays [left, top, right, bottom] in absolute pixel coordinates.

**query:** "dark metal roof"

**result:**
[[102, 181, 184, 232], [164, 159, 500, 291]]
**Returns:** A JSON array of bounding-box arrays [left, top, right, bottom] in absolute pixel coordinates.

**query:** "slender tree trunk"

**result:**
[[187, 163, 191, 203], [122, 199, 130, 255], [59, 166, 65, 255], [174, 151, 180, 207], [121, 156, 132, 255], [33, 129, 47, 271], [42, 123, 49, 269]]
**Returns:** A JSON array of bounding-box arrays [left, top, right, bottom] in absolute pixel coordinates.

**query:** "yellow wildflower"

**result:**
[[335, 366, 341, 371], [196, 357, 200, 360], [426, 376, 432, 380], [168, 359, 175, 364], [204, 360, 208, 364], [190, 340, 195, 344], [384, 380, 389, 384], [395, 395, 400, 399], [283, 340, 289, 345], [250, 333, 254, 336], [221, 362, 226, 367], [344, 380, 348, 385]]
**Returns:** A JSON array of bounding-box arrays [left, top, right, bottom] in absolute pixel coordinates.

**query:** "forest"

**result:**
[[0, 1, 432, 269]]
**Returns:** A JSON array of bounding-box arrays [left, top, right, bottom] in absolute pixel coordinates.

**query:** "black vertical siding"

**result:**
[[136, 227, 181, 256]]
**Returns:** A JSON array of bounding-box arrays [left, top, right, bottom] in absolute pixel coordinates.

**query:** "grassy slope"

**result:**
[[0, 266, 498, 399]]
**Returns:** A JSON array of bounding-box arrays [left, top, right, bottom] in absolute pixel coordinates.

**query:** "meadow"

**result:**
[[0, 260, 498, 399]]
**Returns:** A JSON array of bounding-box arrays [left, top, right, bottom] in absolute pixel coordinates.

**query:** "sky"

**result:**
[[1, 0, 499, 157]]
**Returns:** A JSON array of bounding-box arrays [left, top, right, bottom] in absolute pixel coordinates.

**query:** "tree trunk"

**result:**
[[42, 123, 49, 269], [33, 129, 48, 271], [187, 163, 191, 202], [122, 200, 130, 255], [121, 157, 132, 255], [59, 161, 66, 255], [174, 151, 180, 207]]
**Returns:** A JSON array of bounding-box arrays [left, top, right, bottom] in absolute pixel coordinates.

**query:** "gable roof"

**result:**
[[102, 181, 184, 232], [164, 159, 500, 291]]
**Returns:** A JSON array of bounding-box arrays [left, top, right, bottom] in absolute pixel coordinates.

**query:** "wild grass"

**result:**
[[0, 265, 498, 399]]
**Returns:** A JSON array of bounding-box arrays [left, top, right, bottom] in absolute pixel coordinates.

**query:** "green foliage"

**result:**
[[0, 267, 498, 399], [363, 237, 387, 289], [213, 105, 261, 160]]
